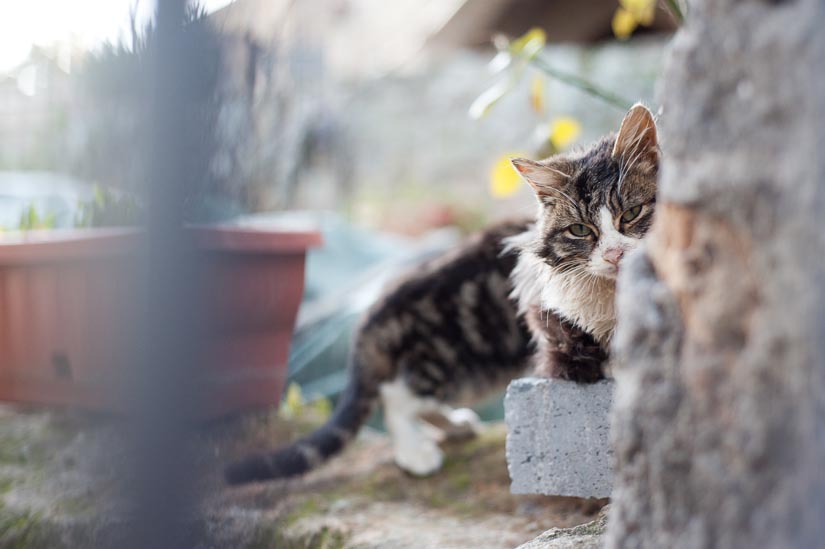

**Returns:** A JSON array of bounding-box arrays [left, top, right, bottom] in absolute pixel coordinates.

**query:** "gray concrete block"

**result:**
[[505, 377, 614, 498]]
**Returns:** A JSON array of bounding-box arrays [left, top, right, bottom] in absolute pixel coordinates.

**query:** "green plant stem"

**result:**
[[663, 0, 685, 23], [528, 57, 634, 112]]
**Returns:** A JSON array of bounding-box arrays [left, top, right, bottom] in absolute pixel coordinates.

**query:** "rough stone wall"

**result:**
[[607, 0, 825, 547]]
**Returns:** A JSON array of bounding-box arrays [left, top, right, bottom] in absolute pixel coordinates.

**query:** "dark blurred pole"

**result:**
[[125, 0, 206, 547]]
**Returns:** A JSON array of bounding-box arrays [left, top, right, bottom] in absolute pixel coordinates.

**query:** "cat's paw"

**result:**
[[395, 440, 444, 476], [441, 407, 481, 440], [446, 407, 480, 428]]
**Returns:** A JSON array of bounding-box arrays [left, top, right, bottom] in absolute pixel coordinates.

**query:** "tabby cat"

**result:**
[[224, 104, 659, 484], [509, 103, 659, 379]]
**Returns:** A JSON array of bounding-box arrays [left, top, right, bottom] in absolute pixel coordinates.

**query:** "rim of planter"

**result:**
[[0, 226, 323, 264]]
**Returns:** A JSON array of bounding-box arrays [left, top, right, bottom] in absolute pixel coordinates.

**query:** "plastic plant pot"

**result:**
[[0, 226, 321, 417]]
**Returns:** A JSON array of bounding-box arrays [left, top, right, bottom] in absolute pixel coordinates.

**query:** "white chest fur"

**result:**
[[508, 229, 618, 346]]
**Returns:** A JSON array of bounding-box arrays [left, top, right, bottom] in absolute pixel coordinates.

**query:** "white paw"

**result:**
[[446, 408, 480, 429], [437, 407, 480, 441], [395, 440, 444, 476]]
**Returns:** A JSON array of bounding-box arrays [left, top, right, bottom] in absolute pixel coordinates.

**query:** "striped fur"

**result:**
[[226, 220, 607, 483], [226, 221, 534, 483]]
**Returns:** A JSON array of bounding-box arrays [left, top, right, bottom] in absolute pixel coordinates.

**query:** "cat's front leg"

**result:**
[[530, 307, 608, 383], [380, 379, 445, 476]]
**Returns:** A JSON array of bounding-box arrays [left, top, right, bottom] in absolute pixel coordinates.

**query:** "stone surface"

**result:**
[[606, 0, 825, 546], [505, 378, 614, 498], [516, 505, 609, 549]]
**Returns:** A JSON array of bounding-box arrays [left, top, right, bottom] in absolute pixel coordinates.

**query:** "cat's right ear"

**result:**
[[612, 103, 658, 167], [511, 158, 571, 200]]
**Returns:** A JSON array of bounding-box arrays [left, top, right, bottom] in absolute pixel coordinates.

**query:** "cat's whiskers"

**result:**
[[560, 265, 594, 293]]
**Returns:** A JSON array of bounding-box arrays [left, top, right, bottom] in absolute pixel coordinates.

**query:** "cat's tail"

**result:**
[[224, 359, 377, 485]]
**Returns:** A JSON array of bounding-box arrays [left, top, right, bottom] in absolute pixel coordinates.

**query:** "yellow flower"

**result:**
[[490, 152, 530, 198], [510, 28, 547, 60], [612, 0, 656, 39], [530, 75, 545, 113], [279, 382, 304, 418], [310, 396, 333, 421], [549, 117, 582, 150], [621, 0, 656, 25], [612, 7, 638, 40]]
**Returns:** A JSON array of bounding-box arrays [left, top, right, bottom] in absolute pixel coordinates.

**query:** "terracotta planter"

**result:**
[[0, 226, 321, 417]]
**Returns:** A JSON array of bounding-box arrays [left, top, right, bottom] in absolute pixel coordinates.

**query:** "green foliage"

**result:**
[[74, 186, 140, 228], [16, 205, 56, 231], [77, 2, 223, 210], [665, 0, 686, 22], [471, 28, 635, 121], [279, 382, 333, 422], [469, 29, 548, 119], [13, 186, 140, 232], [0, 507, 45, 549], [475, 26, 660, 199]]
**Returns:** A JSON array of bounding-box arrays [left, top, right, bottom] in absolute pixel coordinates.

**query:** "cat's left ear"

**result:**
[[612, 103, 658, 169]]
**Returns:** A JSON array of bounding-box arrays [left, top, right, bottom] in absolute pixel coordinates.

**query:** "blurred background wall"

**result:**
[[0, 0, 674, 409], [0, 0, 671, 233]]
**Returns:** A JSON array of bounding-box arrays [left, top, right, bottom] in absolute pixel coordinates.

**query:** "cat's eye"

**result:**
[[621, 205, 643, 223], [568, 224, 592, 237]]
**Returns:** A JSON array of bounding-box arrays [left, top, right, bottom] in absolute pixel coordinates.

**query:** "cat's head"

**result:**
[[512, 104, 659, 280]]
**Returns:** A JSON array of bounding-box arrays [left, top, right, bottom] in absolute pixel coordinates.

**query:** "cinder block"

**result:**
[[505, 377, 614, 498]]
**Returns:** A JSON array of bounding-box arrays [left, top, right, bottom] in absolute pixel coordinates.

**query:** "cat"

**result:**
[[226, 219, 538, 483], [508, 103, 659, 379], [223, 104, 658, 484]]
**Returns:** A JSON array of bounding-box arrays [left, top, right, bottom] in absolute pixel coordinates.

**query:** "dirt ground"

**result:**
[[0, 403, 607, 548]]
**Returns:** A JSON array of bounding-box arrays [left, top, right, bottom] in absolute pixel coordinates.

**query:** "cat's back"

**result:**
[[355, 219, 534, 400], [367, 218, 531, 320]]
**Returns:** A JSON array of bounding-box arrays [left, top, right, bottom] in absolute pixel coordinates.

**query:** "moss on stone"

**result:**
[[0, 507, 48, 549], [0, 436, 28, 465], [0, 477, 15, 495], [269, 424, 517, 523], [531, 507, 609, 543], [284, 497, 326, 527], [55, 494, 96, 517], [251, 522, 348, 549]]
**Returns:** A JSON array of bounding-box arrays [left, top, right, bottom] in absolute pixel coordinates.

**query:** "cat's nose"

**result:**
[[604, 247, 624, 266]]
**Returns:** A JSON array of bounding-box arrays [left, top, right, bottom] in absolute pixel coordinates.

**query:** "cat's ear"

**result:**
[[612, 103, 658, 168], [511, 158, 572, 200]]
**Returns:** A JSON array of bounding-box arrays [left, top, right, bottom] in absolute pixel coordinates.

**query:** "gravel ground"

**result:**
[[0, 403, 607, 548]]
